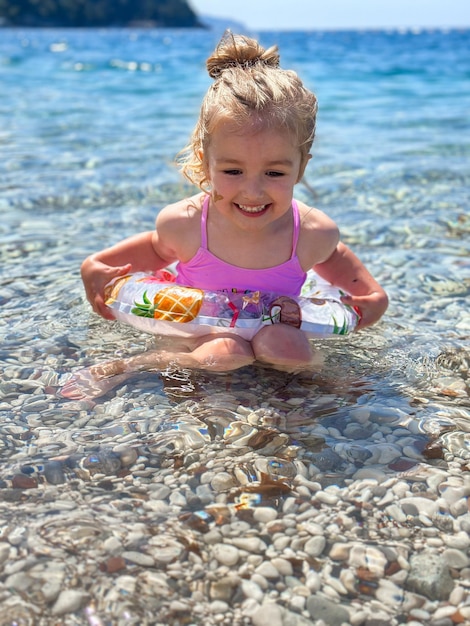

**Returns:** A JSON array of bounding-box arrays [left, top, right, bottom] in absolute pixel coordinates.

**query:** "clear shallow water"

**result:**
[[0, 27, 469, 624]]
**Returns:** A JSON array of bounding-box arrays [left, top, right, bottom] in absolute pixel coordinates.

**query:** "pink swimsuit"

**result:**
[[175, 196, 307, 296]]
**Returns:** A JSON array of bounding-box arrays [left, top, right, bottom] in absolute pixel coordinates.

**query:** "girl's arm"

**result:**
[[313, 242, 388, 330], [81, 230, 173, 320], [80, 197, 199, 319]]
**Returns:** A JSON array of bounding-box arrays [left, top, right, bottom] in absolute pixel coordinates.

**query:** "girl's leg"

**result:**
[[251, 324, 320, 371], [190, 333, 255, 371], [60, 333, 254, 400], [114, 333, 254, 373]]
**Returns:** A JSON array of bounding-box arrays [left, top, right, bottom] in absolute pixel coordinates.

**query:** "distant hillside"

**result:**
[[0, 0, 203, 27]]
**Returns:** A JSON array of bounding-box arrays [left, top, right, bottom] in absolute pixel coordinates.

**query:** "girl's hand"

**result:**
[[341, 290, 389, 331], [81, 257, 132, 320]]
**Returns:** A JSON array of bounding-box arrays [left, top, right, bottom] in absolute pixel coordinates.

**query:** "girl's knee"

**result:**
[[252, 325, 314, 368], [192, 334, 255, 371]]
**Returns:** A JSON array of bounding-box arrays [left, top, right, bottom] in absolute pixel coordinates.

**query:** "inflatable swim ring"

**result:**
[[104, 269, 360, 340]]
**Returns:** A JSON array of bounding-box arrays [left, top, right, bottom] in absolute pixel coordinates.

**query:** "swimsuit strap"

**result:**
[[200, 195, 210, 249], [291, 199, 300, 258]]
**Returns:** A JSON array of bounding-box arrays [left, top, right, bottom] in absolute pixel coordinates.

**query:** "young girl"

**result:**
[[63, 33, 388, 399]]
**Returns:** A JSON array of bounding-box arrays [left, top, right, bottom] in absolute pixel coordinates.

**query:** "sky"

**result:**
[[189, 0, 470, 30]]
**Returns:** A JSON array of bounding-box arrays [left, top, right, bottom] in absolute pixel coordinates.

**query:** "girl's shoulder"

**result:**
[[295, 200, 340, 266], [156, 193, 205, 260], [296, 200, 339, 233], [156, 194, 205, 238], [157, 193, 205, 227]]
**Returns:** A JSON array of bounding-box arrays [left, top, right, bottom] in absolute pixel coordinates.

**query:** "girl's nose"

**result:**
[[243, 176, 264, 200]]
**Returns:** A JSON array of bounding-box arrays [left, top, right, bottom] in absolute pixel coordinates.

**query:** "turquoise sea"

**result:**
[[0, 27, 469, 625]]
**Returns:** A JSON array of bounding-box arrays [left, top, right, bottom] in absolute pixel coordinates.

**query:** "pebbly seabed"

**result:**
[[0, 349, 469, 625]]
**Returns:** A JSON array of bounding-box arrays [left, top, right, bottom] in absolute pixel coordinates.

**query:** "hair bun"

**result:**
[[206, 32, 280, 79]]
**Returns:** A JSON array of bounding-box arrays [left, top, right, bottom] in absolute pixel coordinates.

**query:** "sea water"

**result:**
[[0, 27, 469, 624]]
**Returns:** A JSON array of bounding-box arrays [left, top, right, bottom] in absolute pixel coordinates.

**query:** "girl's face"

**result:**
[[203, 119, 309, 232]]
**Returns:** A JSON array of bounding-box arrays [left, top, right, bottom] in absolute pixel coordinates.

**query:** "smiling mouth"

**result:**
[[237, 203, 268, 214]]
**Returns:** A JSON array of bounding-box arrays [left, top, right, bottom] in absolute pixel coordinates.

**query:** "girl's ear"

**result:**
[[296, 154, 312, 183]]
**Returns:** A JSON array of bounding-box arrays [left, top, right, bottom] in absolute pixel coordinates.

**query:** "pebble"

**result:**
[[209, 599, 229, 613], [442, 548, 469, 569], [406, 552, 454, 600], [328, 543, 351, 561], [255, 561, 281, 580], [210, 575, 240, 601], [51, 590, 89, 616], [231, 536, 267, 553], [304, 535, 326, 557], [121, 551, 155, 567], [213, 544, 240, 567], [103, 536, 122, 554], [349, 545, 387, 577], [315, 490, 339, 505], [271, 557, 293, 576], [5, 572, 33, 592], [242, 580, 264, 603], [251, 602, 283, 626], [306, 594, 350, 625], [211, 472, 235, 491], [375, 578, 405, 607], [150, 484, 171, 499], [253, 507, 278, 523], [400, 496, 439, 517], [442, 531, 470, 550], [0, 542, 10, 565]]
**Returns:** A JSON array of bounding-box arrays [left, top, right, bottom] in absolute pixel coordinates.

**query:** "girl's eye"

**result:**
[[223, 169, 241, 176], [266, 171, 284, 177]]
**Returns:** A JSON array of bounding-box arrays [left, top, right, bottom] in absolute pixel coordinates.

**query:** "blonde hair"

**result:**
[[178, 32, 318, 191]]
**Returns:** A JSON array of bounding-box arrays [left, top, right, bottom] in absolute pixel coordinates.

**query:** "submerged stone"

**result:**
[[406, 552, 454, 600]]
